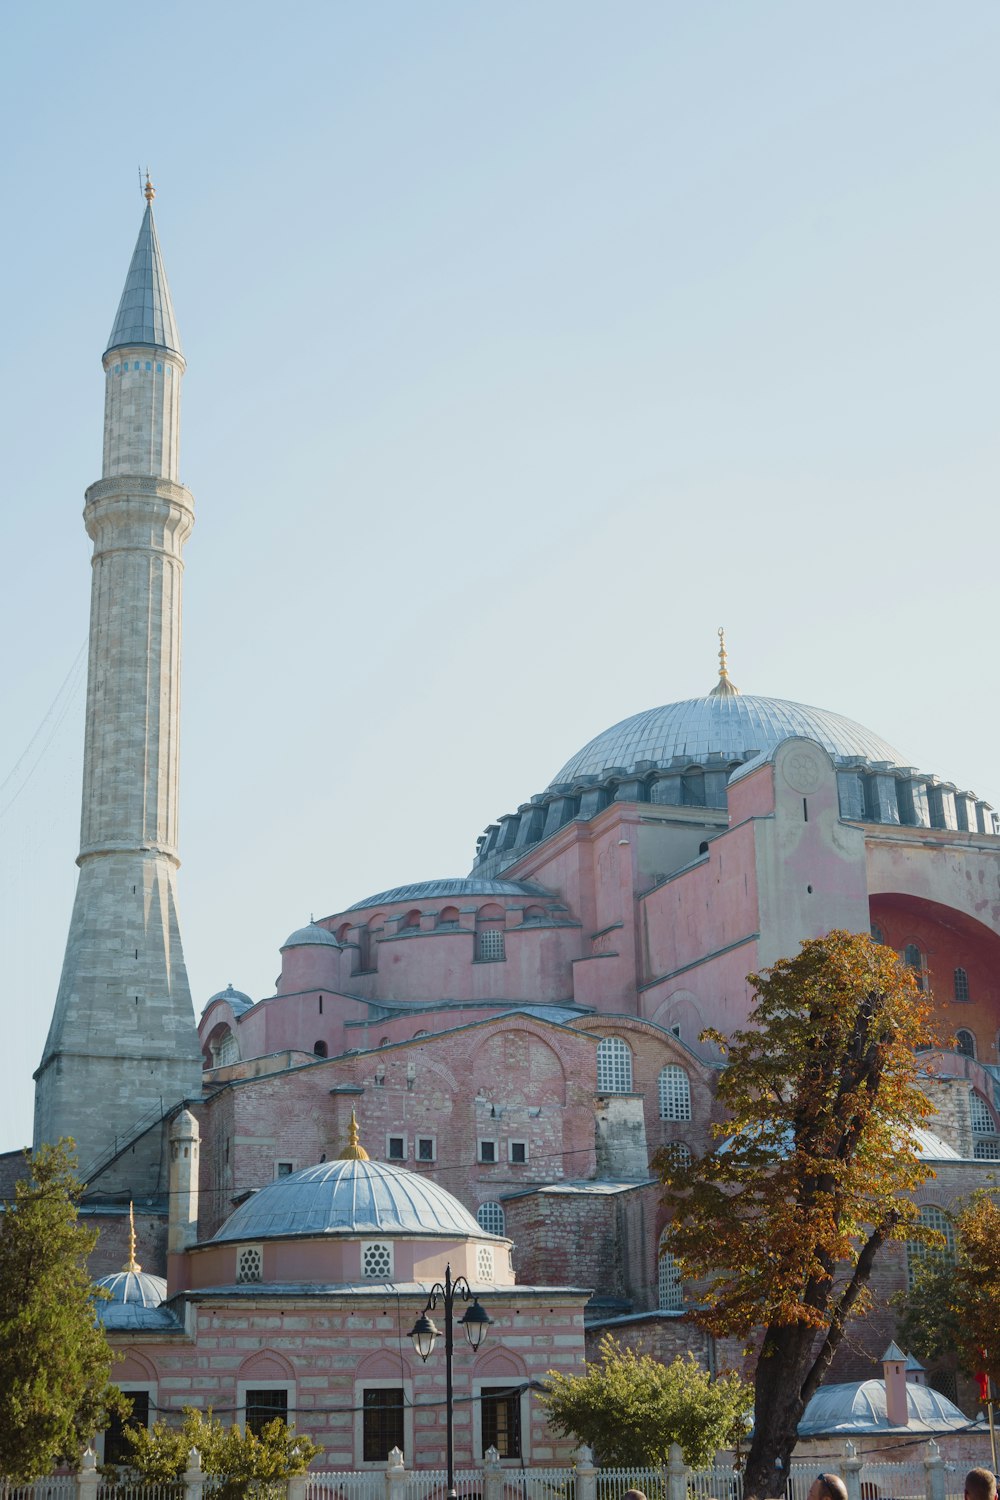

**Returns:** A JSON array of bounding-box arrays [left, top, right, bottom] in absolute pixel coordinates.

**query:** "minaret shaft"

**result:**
[[34, 196, 201, 1188]]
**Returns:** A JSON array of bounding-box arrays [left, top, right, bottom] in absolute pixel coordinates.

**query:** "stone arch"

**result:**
[[237, 1348, 295, 1383], [474, 1345, 526, 1378], [355, 1348, 413, 1380], [115, 1349, 157, 1382], [471, 1025, 567, 1105], [437, 905, 460, 928], [649, 989, 705, 1044]]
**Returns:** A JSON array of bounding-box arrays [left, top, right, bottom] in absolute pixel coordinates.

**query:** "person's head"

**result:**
[[623, 1491, 647, 1500], [965, 1469, 997, 1500], [808, 1474, 849, 1500]]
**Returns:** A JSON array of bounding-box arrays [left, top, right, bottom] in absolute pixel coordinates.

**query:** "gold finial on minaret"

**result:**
[[709, 626, 740, 698], [339, 1109, 370, 1161], [125, 1201, 142, 1273], [144, 171, 155, 205]]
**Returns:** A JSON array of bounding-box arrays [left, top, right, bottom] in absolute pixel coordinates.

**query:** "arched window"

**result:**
[[437, 906, 460, 929], [660, 1142, 692, 1173], [402, 909, 421, 931], [657, 1231, 683, 1311], [313, 1040, 328, 1058], [597, 1036, 632, 1094], [522, 905, 547, 925], [658, 1065, 692, 1121], [477, 1201, 505, 1237], [970, 1093, 994, 1134], [903, 944, 925, 992], [870, 923, 884, 945], [336, 922, 351, 943], [475, 905, 506, 962], [906, 1205, 956, 1288], [359, 917, 382, 972], [954, 967, 970, 1002], [213, 1029, 239, 1067], [956, 1029, 976, 1060]]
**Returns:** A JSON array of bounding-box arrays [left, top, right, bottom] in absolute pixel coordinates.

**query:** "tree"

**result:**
[[0, 1141, 123, 1481], [538, 1334, 751, 1468], [121, 1408, 320, 1499], [895, 1193, 1000, 1386], [655, 931, 936, 1500]]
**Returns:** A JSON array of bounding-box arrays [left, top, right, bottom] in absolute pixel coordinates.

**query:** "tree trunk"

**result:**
[[741, 1325, 816, 1500]]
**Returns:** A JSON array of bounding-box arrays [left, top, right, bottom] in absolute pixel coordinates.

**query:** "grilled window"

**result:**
[[363, 1389, 404, 1462], [104, 1390, 150, 1466], [481, 1386, 521, 1459], [245, 1388, 287, 1437], [597, 1036, 632, 1093], [658, 1064, 691, 1121]]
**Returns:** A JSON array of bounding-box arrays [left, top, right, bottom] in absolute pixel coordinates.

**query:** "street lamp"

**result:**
[[409, 1263, 492, 1499]]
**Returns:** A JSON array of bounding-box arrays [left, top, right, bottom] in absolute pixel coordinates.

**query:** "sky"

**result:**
[[1, 1, 998, 1153]]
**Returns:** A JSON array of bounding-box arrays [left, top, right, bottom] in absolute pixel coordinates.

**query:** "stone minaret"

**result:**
[[34, 181, 202, 1192]]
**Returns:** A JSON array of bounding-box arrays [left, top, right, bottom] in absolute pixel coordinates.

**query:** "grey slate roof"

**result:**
[[106, 203, 182, 356], [551, 694, 909, 786]]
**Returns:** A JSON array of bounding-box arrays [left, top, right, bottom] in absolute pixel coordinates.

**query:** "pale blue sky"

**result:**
[[1, 2, 998, 1151]]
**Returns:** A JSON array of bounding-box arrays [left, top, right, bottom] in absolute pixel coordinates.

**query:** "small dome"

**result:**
[[212, 1156, 489, 1243], [347, 877, 549, 911], [203, 983, 253, 1016], [95, 1268, 167, 1311], [551, 694, 909, 788], [281, 922, 342, 951], [799, 1377, 972, 1434]]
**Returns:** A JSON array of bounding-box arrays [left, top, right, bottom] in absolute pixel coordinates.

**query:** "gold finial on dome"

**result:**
[[144, 171, 155, 205], [124, 1201, 141, 1273], [339, 1109, 370, 1161], [709, 626, 740, 698]]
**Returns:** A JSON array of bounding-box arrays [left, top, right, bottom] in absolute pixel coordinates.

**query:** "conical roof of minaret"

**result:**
[[105, 180, 182, 357]]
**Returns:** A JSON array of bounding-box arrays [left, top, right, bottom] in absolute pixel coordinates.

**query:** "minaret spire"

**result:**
[[34, 189, 201, 1193]]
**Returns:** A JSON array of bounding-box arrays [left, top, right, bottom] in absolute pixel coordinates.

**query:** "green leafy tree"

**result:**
[[122, 1407, 320, 1498], [0, 1141, 123, 1482], [656, 932, 936, 1500], [538, 1334, 751, 1468], [895, 1193, 1000, 1385]]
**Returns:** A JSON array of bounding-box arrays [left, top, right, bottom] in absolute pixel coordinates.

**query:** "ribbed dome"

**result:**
[[204, 983, 253, 1016], [281, 922, 342, 950], [212, 1157, 489, 1243], [551, 694, 909, 787], [95, 1268, 167, 1309], [799, 1378, 973, 1434]]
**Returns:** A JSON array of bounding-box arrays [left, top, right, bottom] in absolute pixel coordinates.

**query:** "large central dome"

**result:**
[[550, 692, 909, 787]]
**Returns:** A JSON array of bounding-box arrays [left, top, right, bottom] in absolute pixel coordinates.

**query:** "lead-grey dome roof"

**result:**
[[281, 922, 342, 950], [551, 694, 909, 786], [799, 1377, 973, 1434], [95, 1269, 168, 1327], [212, 1157, 490, 1243], [347, 878, 549, 912], [203, 983, 253, 1016]]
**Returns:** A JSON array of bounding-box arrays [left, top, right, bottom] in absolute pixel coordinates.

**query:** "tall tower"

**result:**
[[34, 182, 202, 1191]]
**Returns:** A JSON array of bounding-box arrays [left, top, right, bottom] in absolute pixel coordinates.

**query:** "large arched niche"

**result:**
[[648, 989, 707, 1050], [470, 1026, 568, 1105], [869, 893, 1000, 1058]]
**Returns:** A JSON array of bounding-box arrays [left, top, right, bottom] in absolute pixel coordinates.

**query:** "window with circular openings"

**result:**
[[476, 1245, 495, 1281], [236, 1245, 262, 1283], [362, 1241, 393, 1279]]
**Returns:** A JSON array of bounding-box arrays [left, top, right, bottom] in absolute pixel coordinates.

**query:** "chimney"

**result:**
[[882, 1342, 910, 1426], [167, 1108, 200, 1296]]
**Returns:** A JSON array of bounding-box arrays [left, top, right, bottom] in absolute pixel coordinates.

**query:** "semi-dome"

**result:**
[[212, 1155, 491, 1244], [203, 982, 253, 1016], [347, 877, 550, 912], [551, 694, 908, 788], [281, 922, 342, 950]]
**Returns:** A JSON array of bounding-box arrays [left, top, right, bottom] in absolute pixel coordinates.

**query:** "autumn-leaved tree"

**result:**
[[0, 1141, 123, 1481], [121, 1407, 320, 1499], [656, 931, 936, 1500], [895, 1192, 1000, 1387], [538, 1334, 751, 1468]]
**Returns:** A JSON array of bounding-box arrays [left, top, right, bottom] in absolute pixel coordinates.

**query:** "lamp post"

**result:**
[[409, 1263, 492, 1499]]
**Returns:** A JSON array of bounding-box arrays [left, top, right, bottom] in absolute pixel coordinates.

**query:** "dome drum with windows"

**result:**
[[473, 636, 997, 877]]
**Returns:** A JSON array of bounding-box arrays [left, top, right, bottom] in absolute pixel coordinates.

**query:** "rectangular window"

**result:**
[[477, 929, 506, 962], [104, 1390, 150, 1466], [387, 1135, 405, 1161], [479, 1139, 497, 1164], [417, 1137, 435, 1162], [245, 1388, 287, 1436], [508, 1141, 527, 1164], [275, 1161, 294, 1178], [363, 1388, 404, 1462], [481, 1387, 521, 1459]]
